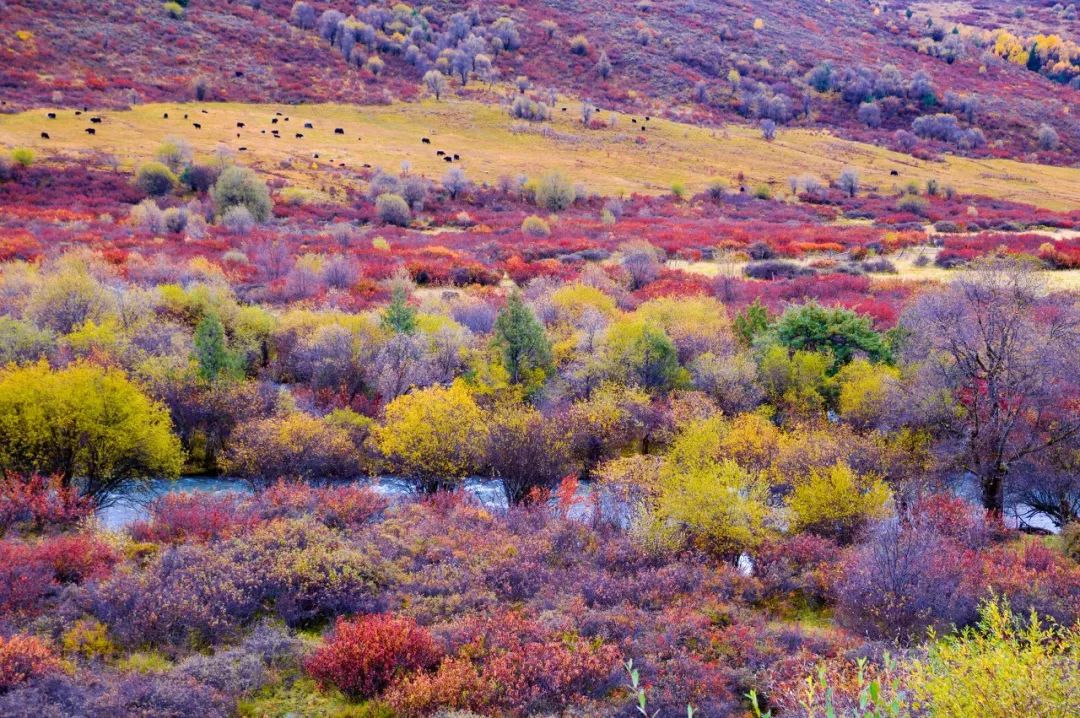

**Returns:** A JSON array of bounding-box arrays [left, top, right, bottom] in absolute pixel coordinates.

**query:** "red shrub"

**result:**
[[0, 634, 58, 691], [386, 612, 618, 717], [32, 534, 119, 584], [0, 473, 93, 536], [305, 614, 441, 699], [129, 492, 254, 544], [255, 481, 388, 529]]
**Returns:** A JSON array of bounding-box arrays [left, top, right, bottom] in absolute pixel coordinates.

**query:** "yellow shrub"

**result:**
[[908, 598, 1080, 717], [62, 620, 116, 660], [787, 462, 891, 541]]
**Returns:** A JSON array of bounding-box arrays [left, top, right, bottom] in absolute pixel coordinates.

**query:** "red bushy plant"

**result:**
[[128, 492, 255, 544], [0, 473, 93, 536], [0, 634, 58, 691], [386, 612, 619, 717], [305, 614, 441, 699]]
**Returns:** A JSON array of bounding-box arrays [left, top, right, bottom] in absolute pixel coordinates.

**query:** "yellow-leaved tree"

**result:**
[[647, 416, 772, 561], [0, 361, 183, 503], [373, 381, 488, 493]]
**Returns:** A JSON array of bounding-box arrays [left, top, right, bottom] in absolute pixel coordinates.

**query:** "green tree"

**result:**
[[769, 302, 891, 373], [193, 312, 235, 382], [0, 361, 183, 503], [381, 287, 417, 335], [733, 298, 769, 347], [491, 292, 552, 386]]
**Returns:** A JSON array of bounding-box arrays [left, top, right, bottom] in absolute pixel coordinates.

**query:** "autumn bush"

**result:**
[[306, 614, 441, 698], [0, 634, 59, 691]]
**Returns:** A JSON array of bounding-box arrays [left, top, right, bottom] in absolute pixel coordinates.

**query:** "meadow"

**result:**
[[5, 99, 1080, 209]]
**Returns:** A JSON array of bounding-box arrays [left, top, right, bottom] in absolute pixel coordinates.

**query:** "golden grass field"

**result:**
[[3, 99, 1080, 210]]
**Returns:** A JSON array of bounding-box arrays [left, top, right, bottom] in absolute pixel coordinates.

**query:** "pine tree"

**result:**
[[193, 312, 232, 382], [381, 287, 417, 335], [492, 292, 552, 384]]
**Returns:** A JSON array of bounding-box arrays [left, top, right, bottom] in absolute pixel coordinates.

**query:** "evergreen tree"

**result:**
[[492, 292, 552, 384], [193, 312, 232, 382], [381, 287, 417, 335], [734, 298, 770, 348]]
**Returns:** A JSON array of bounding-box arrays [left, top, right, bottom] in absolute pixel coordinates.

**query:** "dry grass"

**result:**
[[3, 99, 1080, 210]]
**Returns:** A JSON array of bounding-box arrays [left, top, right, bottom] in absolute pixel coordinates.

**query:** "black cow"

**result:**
[[313, 153, 319, 159], [47, 112, 56, 119], [85, 128, 95, 135], [239, 147, 248, 151], [163, 112, 169, 119], [436, 150, 445, 156], [40, 132, 50, 139], [334, 128, 344, 134], [304, 122, 313, 129], [890, 169, 899, 176], [645, 116, 651, 121], [90, 117, 102, 123], [201, 109, 208, 114], [183, 114, 188, 119], [272, 118, 278, 124], [237, 122, 245, 128], [631, 118, 637, 123], [295, 133, 304, 139], [453, 153, 460, 160], [193, 123, 202, 129], [276, 112, 283, 116], [444, 156, 453, 162], [75, 110, 82, 115], [421, 137, 431, 144]]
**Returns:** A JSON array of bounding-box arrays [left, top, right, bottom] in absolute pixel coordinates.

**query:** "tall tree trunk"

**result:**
[[981, 465, 1006, 516]]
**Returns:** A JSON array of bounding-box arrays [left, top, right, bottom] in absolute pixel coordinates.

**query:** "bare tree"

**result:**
[[900, 259, 1080, 514]]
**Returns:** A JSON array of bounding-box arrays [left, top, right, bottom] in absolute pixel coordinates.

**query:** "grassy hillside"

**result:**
[[4, 99, 1080, 210]]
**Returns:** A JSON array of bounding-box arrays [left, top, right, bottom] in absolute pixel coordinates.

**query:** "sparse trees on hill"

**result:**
[[289, 1, 315, 30], [838, 168, 860, 197], [423, 70, 448, 100], [376, 194, 410, 226], [134, 162, 177, 197]]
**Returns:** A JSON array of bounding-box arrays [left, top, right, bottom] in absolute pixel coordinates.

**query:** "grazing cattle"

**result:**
[[260, 130, 265, 134], [201, 110, 208, 114], [236, 122, 245, 128], [47, 112, 56, 119], [631, 118, 637, 123], [645, 116, 651, 121], [436, 150, 445, 156], [40, 132, 50, 139], [295, 133, 303, 139], [90, 117, 102, 123], [421, 137, 431, 144], [339, 162, 346, 167], [239, 147, 248, 151], [304, 122, 313, 129], [235, 70, 244, 77], [183, 114, 188, 119], [362, 163, 371, 168], [313, 153, 319, 159], [276, 112, 282, 116], [453, 153, 460, 160], [561, 107, 567, 111], [640, 126, 645, 131], [193, 123, 201, 129], [272, 118, 278, 124], [890, 169, 899, 176], [334, 128, 344, 134], [75, 111, 82, 115], [163, 112, 169, 119], [236, 133, 240, 138], [85, 128, 95, 135], [284, 117, 289, 121], [444, 156, 453, 162]]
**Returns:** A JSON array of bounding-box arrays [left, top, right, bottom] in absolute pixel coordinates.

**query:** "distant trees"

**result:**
[[0, 362, 183, 503], [596, 51, 612, 79], [211, 167, 272, 223], [1036, 124, 1060, 151], [423, 70, 448, 100], [289, 1, 316, 30], [534, 171, 575, 211], [375, 194, 410, 226], [569, 34, 589, 55], [837, 167, 860, 197], [442, 167, 469, 199], [134, 162, 177, 197]]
